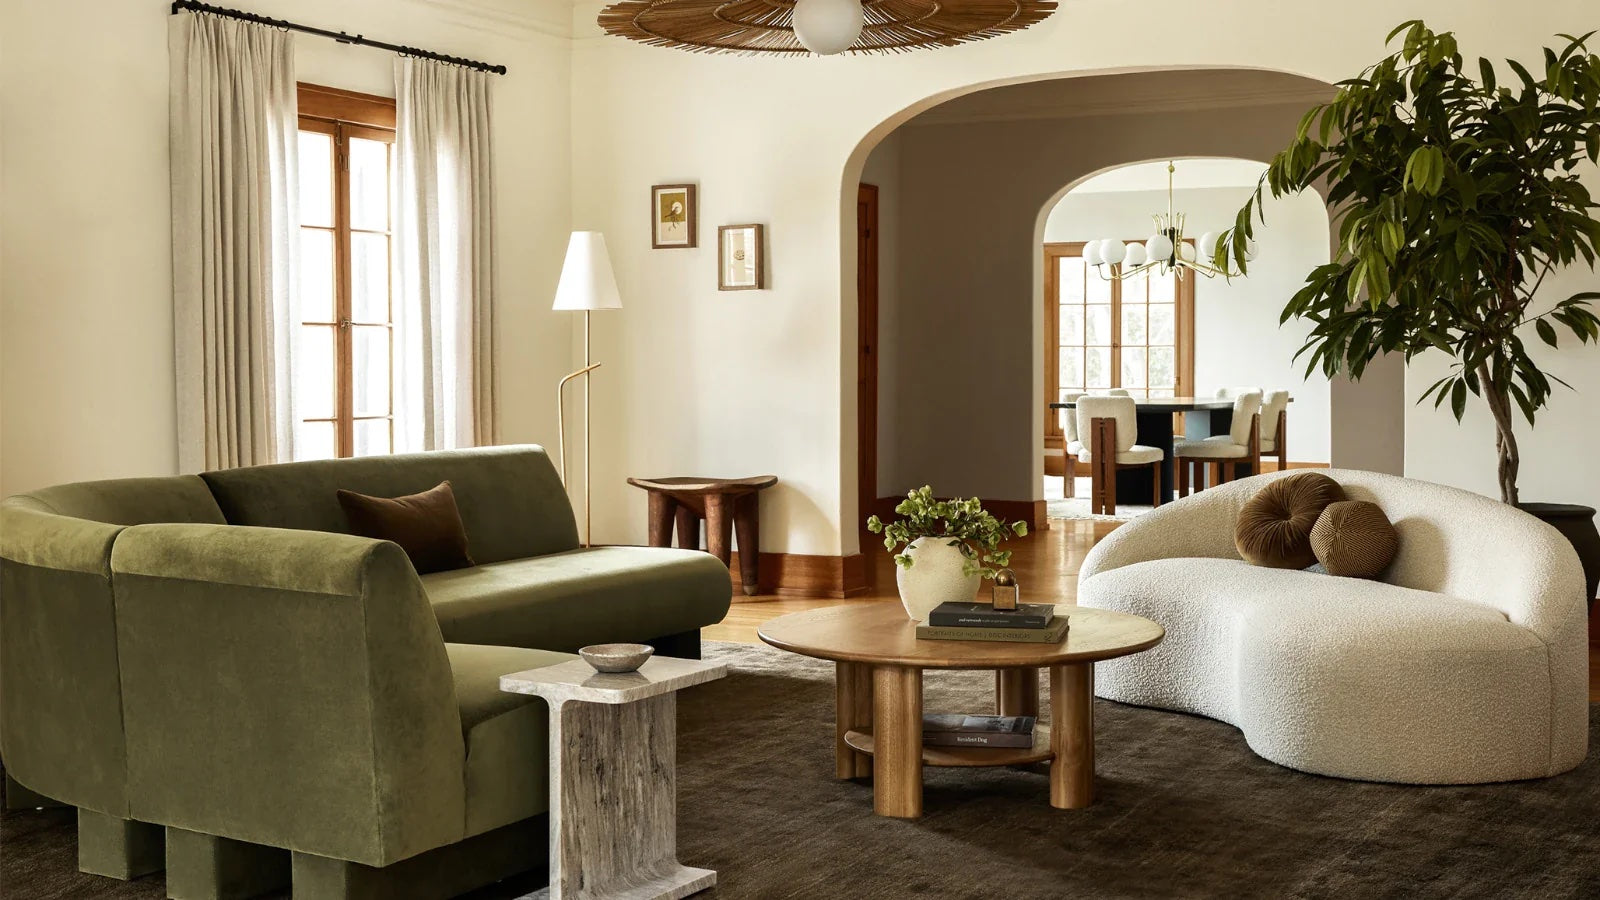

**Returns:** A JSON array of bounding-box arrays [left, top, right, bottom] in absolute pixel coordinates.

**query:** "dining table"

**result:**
[[1049, 396, 1285, 502]]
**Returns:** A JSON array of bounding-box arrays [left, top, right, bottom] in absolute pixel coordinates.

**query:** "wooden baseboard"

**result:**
[[726, 551, 868, 601], [1259, 460, 1330, 472], [874, 496, 1048, 532]]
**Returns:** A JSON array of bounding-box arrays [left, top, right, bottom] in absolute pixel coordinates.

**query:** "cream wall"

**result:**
[[570, 0, 1596, 556], [1042, 183, 1334, 464], [0, 0, 574, 497]]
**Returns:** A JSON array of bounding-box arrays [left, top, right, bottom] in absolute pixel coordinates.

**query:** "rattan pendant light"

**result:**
[[597, 0, 1058, 56]]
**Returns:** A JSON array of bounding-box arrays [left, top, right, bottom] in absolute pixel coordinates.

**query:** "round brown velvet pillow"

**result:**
[[1234, 472, 1346, 569], [1310, 500, 1399, 578]]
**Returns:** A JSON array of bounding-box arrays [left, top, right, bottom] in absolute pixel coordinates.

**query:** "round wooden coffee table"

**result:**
[[758, 602, 1163, 818]]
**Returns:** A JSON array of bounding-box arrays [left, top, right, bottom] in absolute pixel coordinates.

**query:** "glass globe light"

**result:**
[[1123, 243, 1148, 267], [792, 0, 864, 55], [1145, 233, 1174, 263], [1083, 241, 1103, 266], [1179, 242, 1196, 262], [1197, 231, 1220, 260], [1100, 238, 1127, 265]]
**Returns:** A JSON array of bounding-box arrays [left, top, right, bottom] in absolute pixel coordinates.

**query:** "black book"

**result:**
[[922, 714, 1036, 749], [927, 601, 1055, 628]]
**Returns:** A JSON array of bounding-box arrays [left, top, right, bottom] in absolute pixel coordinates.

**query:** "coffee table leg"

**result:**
[[835, 661, 873, 779], [1050, 662, 1095, 809], [872, 665, 923, 819], [995, 668, 1040, 717]]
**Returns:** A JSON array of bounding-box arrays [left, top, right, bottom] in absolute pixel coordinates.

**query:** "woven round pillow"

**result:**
[[1310, 500, 1399, 578], [1234, 472, 1346, 568]]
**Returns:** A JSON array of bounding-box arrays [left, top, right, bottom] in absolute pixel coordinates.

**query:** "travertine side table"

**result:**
[[500, 656, 726, 900]]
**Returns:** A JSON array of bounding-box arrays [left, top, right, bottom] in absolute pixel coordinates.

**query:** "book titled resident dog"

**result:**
[[927, 601, 1056, 628], [922, 714, 1036, 749]]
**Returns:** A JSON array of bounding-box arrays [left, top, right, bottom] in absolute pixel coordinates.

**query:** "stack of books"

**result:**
[[922, 714, 1036, 749], [915, 601, 1068, 643]]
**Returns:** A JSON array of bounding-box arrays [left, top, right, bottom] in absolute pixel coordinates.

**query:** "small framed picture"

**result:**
[[718, 224, 765, 291], [651, 184, 697, 249]]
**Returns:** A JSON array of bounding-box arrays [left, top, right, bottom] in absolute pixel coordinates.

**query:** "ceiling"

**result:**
[[1069, 158, 1268, 193], [908, 68, 1335, 128]]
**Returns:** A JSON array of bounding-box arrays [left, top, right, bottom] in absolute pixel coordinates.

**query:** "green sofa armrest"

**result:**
[[0, 503, 128, 813], [110, 524, 468, 867]]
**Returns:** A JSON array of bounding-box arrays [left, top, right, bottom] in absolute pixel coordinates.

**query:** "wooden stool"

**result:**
[[626, 475, 778, 596]]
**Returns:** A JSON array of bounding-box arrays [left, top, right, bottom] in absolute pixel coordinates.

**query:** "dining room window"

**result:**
[[1044, 241, 1195, 446], [294, 83, 397, 460]]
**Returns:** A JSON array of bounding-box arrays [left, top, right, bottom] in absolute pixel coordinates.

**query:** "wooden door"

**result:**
[[857, 184, 880, 520]]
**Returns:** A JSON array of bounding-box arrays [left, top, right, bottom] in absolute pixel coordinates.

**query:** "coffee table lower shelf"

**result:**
[[842, 725, 1054, 768]]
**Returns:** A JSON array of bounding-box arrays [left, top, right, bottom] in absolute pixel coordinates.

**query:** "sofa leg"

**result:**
[[78, 808, 165, 880], [4, 772, 67, 810], [166, 827, 290, 900], [648, 629, 702, 660], [290, 816, 545, 900]]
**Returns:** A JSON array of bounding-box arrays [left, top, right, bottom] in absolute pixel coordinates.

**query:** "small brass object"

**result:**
[[992, 568, 1019, 611]]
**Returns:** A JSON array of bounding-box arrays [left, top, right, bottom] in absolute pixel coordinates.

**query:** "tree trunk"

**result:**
[[1477, 362, 1520, 505]]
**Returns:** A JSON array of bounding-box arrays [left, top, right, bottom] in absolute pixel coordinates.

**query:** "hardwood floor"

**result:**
[[706, 520, 1600, 702]]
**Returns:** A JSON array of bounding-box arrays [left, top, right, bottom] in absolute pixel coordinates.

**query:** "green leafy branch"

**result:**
[[865, 486, 1028, 579]]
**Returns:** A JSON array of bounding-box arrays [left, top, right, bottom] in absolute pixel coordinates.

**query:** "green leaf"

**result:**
[[1478, 57, 1496, 93], [1535, 318, 1559, 347], [1450, 380, 1467, 420]]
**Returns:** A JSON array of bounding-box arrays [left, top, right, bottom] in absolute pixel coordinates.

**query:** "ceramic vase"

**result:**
[[895, 536, 981, 622]]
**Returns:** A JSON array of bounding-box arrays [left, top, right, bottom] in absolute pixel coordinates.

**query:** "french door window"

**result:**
[[1044, 242, 1195, 447], [295, 85, 397, 459]]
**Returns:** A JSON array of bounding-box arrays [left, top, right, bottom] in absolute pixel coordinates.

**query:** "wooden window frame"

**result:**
[[1043, 241, 1196, 450], [297, 84, 397, 459]]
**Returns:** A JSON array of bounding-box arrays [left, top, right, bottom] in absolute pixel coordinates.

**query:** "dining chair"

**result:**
[[1173, 390, 1262, 496], [1260, 390, 1290, 472], [1061, 392, 1086, 498], [1076, 395, 1164, 515], [1105, 388, 1132, 397]]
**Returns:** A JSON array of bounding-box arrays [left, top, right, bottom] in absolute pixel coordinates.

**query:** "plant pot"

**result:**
[[895, 536, 981, 622], [1519, 503, 1600, 614]]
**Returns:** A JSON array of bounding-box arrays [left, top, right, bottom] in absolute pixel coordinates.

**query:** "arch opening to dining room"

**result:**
[[1039, 158, 1333, 514]]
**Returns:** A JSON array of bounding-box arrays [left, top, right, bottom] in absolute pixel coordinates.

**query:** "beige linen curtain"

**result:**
[[169, 11, 298, 470], [393, 58, 498, 451]]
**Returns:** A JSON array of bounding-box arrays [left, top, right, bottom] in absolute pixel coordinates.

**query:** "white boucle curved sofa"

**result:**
[[1076, 469, 1589, 784]]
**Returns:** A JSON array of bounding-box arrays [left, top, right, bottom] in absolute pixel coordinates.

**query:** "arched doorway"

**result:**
[[842, 68, 1397, 540]]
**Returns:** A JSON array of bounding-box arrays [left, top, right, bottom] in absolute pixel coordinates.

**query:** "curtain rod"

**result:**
[[170, 1, 508, 75]]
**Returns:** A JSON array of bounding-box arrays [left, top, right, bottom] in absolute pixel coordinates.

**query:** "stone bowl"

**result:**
[[578, 643, 655, 674]]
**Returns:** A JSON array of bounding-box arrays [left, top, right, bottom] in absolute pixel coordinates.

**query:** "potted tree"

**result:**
[[1214, 20, 1600, 606], [866, 487, 1029, 622]]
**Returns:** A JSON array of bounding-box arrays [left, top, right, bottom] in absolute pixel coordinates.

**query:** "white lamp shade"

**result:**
[[1197, 231, 1221, 260], [1145, 233, 1174, 263], [792, 0, 864, 55], [1083, 241, 1104, 266], [552, 231, 622, 311], [1099, 239, 1127, 265], [1179, 242, 1196, 262], [1123, 243, 1148, 267]]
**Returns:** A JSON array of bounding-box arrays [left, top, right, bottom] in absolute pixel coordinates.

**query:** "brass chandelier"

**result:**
[[1085, 161, 1256, 282]]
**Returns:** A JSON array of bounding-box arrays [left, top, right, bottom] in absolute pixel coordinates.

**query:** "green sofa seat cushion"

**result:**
[[425, 547, 733, 653], [445, 643, 573, 838]]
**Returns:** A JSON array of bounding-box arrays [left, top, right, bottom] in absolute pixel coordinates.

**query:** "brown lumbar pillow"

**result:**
[[336, 480, 475, 574], [1235, 472, 1346, 569], [1310, 500, 1399, 578]]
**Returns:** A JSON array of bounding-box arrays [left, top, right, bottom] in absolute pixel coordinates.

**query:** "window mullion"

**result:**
[[335, 122, 355, 458]]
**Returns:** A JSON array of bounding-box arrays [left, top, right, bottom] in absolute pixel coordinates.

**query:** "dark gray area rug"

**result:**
[[4, 640, 1597, 899]]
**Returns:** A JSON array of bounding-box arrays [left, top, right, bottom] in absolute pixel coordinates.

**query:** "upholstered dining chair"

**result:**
[[1173, 390, 1262, 496], [1061, 392, 1086, 498], [1076, 395, 1164, 515], [1105, 388, 1133, 397], [1260, 390, 1290, 471]]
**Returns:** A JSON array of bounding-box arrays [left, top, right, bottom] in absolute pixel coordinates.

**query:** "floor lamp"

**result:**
[[553, 231, 622, 547]]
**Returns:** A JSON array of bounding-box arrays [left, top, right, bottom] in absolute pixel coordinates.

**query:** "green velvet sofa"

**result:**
[[0, 445, 732, 899]]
